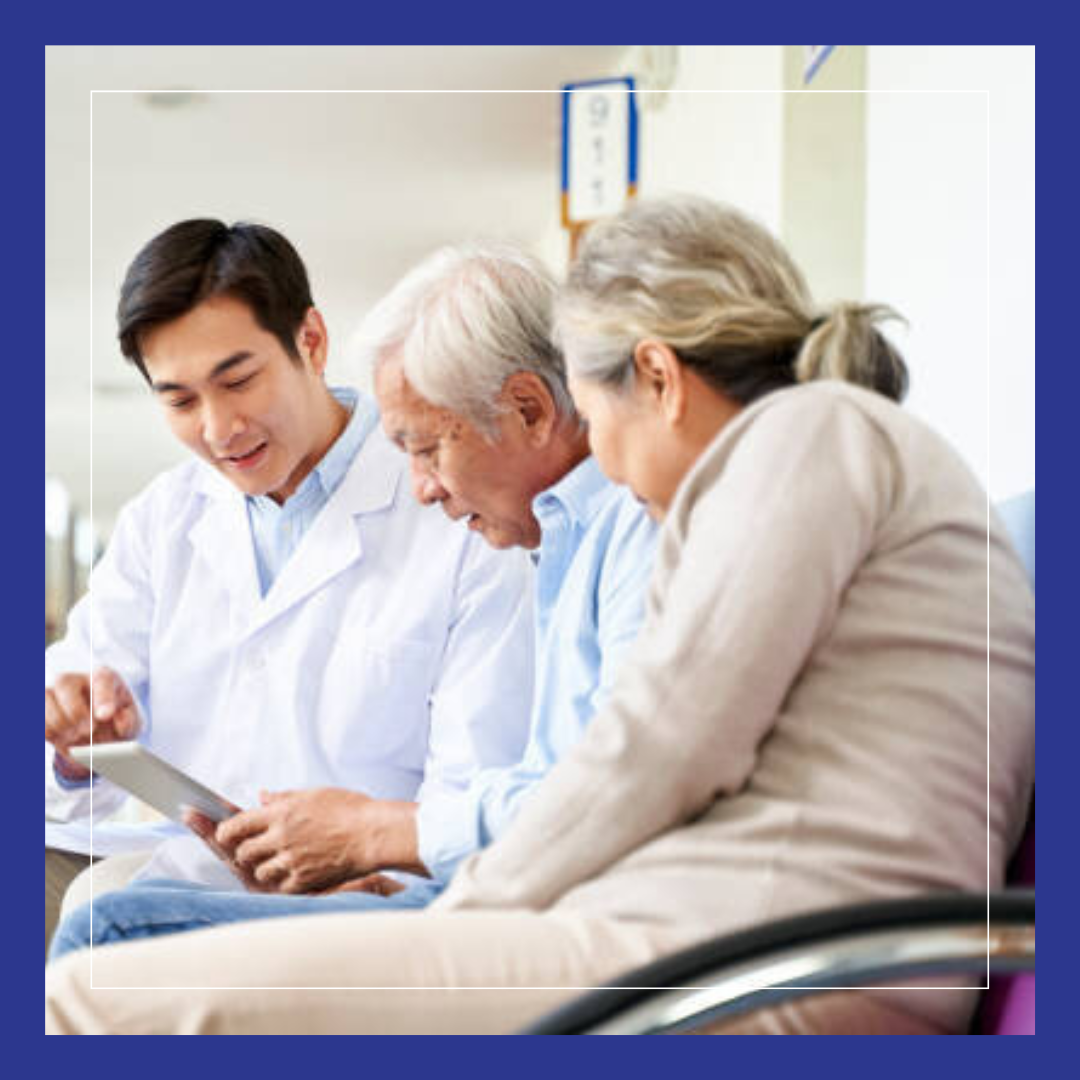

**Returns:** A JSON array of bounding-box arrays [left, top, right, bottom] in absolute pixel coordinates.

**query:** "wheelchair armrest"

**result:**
[[522, 890, 1035, 1034]]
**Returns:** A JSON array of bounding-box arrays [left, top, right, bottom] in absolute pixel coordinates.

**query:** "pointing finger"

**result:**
[[46, 687, 90, 751], [52, 676, 91, 731], [112, 702, 140, 740], [91, 668, 122, 720], [44, 689, 65, 747]]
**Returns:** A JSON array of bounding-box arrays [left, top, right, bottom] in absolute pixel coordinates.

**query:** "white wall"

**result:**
[[547, 46, 1034, 502], [866, 46, 1034, 500], [781, 46, 866, 304], [539, 46, 785, 275], [47, 47, 634, 536], [637, 46, 784, 231]]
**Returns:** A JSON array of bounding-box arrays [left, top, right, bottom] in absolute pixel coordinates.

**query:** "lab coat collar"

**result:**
[[188, 426, 403, 640], [188, 471, 263, 634]]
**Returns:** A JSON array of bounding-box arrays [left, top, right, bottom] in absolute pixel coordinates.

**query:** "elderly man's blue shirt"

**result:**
[[416, 455, 657, 882]]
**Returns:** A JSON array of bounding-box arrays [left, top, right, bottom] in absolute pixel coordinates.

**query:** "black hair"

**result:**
[[117, 219, 315, 380]]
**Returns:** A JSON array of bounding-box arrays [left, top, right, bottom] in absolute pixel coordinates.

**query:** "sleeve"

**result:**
[[434, 394, 897, 911], [411, 533, 536, 866], [418, 500, 657, 883], [45, 491, 157, 824]]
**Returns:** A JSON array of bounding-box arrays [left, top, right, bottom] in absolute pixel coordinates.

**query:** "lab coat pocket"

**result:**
[[316, 634, 439, 778]]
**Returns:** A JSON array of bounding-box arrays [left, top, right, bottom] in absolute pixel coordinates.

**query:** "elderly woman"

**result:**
[[45, 196, 1034, 1035]]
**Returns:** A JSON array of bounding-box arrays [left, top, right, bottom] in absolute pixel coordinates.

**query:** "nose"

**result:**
[[410, 458, 447, 505], [202, 397, 245, 449]]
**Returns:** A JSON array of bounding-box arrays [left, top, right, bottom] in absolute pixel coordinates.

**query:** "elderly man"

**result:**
[[48, 241, 657, 961]]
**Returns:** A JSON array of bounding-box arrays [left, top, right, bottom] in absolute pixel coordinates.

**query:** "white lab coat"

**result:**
[[45, 425, 535, 887]]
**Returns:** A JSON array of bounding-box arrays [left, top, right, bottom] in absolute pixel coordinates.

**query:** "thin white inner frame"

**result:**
[[80, 87, 999, 999]]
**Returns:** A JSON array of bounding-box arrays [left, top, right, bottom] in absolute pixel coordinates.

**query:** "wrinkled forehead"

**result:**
[[374, 360, 456, 442]]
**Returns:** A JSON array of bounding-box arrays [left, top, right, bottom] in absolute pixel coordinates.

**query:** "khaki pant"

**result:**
[[60, 851, 154, 921], [45, 849, 153, 957], [44, 908, 949, 1035]]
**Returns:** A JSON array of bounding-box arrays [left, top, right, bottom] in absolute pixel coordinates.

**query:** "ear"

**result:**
[[632, 339, 687, 424], [500, 372, 559, 446], [295, 307, 330, 375]]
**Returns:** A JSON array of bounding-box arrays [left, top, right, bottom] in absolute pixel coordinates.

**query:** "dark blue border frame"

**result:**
[[30, 36, 1050, 1061]]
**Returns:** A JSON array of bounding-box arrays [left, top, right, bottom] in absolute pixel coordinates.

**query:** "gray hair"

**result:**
[[556, 194, 908, 404], [357, 240, 575, 433]]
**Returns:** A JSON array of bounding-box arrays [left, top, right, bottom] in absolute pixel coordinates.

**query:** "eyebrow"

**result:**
[[151, 351, 255, 394], [391, 429, 439, 448]]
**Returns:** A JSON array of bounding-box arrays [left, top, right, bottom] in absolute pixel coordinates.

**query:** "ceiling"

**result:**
[[45, 45, 632, 529]]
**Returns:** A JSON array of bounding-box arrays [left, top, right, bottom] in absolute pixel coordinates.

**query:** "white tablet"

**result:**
[[68, 742, 239, 826]]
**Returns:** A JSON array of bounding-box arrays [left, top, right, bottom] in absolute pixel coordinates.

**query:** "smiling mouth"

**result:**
[[222, 442, 268, 468]]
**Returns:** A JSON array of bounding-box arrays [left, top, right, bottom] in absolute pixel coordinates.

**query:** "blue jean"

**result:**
[[48, 877, 443, 963]]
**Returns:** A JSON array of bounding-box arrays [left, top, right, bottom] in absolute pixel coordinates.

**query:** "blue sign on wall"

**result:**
[[561, 76, 638, 228]]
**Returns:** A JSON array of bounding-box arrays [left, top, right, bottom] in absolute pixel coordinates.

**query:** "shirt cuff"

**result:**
[[52, 758, 99, 791], [416, 788, 484, 885]]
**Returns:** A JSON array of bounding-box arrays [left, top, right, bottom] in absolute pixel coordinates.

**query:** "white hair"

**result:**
[[356, 240, 575, 433]]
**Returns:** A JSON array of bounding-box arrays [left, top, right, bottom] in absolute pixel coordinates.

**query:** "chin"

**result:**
[[223, 471, 264, 494], [219, 466, 283, 500], [470, 520, 521, 550], [477, 529, 517, 550]]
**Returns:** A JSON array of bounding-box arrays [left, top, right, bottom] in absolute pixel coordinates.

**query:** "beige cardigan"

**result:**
[[435, 382, 1035, 1027]]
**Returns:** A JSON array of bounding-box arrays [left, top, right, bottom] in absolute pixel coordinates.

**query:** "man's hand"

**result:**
[[183, 807, 269, 892], [200, 788, 424, 895], [45, 668, 141, 781], [318, 873, 407, 897]]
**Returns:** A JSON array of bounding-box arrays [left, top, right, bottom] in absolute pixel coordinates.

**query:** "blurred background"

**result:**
[[45, 44, 1035, 641]]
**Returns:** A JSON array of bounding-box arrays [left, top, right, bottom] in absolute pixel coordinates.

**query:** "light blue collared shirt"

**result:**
[[416, 455, 658, 883], [246, 387, 378, 596]]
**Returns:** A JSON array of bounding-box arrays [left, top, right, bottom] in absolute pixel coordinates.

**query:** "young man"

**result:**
[[48, 241, 657, 960], [44, 222, 535, 950]]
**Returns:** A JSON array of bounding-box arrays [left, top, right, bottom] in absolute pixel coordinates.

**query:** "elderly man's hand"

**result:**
[[319, 872, 407, 897], [183, 805, 267, 892], [198, 788, 423, 895]]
